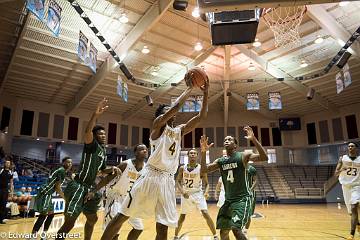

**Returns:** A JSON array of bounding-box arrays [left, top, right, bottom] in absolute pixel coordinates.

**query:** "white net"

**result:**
[[262, 6, 307, 49]]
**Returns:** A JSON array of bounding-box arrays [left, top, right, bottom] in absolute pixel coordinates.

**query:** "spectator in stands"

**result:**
[[26, 187, 33, 196], [0, 156, 14, 224], [11, 163, 19, 182], [16, 187, 27, 197], [335, 142, 360, 240], [24, 168, 34, 178]]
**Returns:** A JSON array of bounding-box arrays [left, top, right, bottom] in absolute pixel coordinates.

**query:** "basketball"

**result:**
[[186, 67, 208, 88]]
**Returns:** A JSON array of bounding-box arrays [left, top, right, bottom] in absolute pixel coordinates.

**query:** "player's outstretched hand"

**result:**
[[204, 191, 209, 200], [200, 135, 214, 152], [183, 191, 190, 199], [95, 98, 109, 116], [112, 166, 122, 176], [244, 126, 255, 141]]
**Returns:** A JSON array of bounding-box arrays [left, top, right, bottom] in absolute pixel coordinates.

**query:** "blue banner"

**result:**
[[268, 92, 282, 110], [77, 31, 88, 63], [88, 42, 97, 73], [343, 63, 352, 88], [46, 0, 62, 36], [247, 93, 260, 110], [26, 0, 46, 21], [336, 72, 344, 94]]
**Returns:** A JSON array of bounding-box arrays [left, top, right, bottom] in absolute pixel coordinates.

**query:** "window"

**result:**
[[267, 149, 276, 163], [317, 147, 331, 164]]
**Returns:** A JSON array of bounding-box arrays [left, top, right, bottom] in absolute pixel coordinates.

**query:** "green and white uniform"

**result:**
[[247, 165, 257, 216], [216, 152, 252, 230], [34, 167, 66, 214], [64, 139, 106, 217]]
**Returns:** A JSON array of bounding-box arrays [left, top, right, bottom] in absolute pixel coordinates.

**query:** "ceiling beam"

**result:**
[[0, 11, 28, 95], [66, 0, 173, 114], [307, 5, 360, 56], [122, 46, 218, 120], [224, 46, 231, 132], [235, 45, 338, 113], [231, 92, 277, 119]]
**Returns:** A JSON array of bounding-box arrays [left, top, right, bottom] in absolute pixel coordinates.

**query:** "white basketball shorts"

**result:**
[[104, 194, 144, 230], [181, 191, 207, 214], [120, 166, 178, 228], [342, 184, 360, 214]]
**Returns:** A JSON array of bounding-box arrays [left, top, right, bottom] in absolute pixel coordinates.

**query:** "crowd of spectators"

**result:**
[[0, 154, 45, 222]]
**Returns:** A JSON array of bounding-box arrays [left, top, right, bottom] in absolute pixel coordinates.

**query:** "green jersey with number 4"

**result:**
[[217, 152, 251, 201]]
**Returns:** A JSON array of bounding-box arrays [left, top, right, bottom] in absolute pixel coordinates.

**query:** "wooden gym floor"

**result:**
[[0, 203, 354, 239]]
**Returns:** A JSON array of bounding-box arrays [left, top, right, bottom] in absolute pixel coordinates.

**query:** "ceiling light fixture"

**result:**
[[339, 1, 349, 6], [192, 7, 200, 18], [142, 45, 150, 54], [119, 13, 129, 23], [314, 35, 324, 44], [194, 42, 203, 51], [252, 38, 261, 47], [300, 60, 308, 68], [248, 62, 256, 71]]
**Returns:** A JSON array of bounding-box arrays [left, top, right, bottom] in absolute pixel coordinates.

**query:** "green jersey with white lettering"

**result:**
[[75, 139, 106, 187], [217, 152, 251, 201]]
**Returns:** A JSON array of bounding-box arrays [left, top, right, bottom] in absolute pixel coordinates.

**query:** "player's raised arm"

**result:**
[[84, 98, 109, 144], [243, 126, 268, 164], [152, 74, 194, 132], [181, 79, 209, 136], [200, 135, 219, 174]]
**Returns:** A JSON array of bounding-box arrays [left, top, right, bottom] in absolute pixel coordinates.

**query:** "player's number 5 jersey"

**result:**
[[339, 155, 360, 186], [149, 125, 182, 174]]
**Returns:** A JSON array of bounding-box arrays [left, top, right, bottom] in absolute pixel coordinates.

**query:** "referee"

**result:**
[[0, 155, 14, 224]]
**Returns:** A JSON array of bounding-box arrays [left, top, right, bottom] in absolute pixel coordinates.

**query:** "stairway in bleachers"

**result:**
[[264, 166, 295, 199]]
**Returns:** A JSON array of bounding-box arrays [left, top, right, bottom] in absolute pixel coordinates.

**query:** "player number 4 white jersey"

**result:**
[[339, 155, 360, 186], [148, 125, 182, 174]]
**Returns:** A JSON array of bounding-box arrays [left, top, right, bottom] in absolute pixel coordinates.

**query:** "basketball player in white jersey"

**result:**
[[335, 142, 360, 240], [215, 177, 225, 208], [174, 148, 217, 239], [101, 73, 209, 240]]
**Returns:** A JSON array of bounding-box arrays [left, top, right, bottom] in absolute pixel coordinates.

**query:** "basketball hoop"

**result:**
[[262, 6, 307, 49]]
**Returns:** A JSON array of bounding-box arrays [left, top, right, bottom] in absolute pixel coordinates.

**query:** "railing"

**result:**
[[324, 175, 339, 194], [295, 188, 323, 199], [14, 155, 51, 175]]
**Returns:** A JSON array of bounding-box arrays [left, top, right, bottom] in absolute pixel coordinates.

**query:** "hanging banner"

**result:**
[[26, 0, 46, 21], [117, 76, 123, 99], [247, 93, 260, 110], [122, 81, 128, 103], [77, 31, 88, 63], [88, 42, 98, 73], [268, 92, 282, 110], [195, 95, 203, 112], [46, 0, 62, 37], [343, 63, 352, 88], [336, 72, 344, 94]]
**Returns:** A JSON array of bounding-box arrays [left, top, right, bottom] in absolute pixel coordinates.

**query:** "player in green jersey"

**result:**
[[199, 126, 267, 240], [30, 157, 72, 240], [56, 99, 121, 240], [243, 164, 257, 235]]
